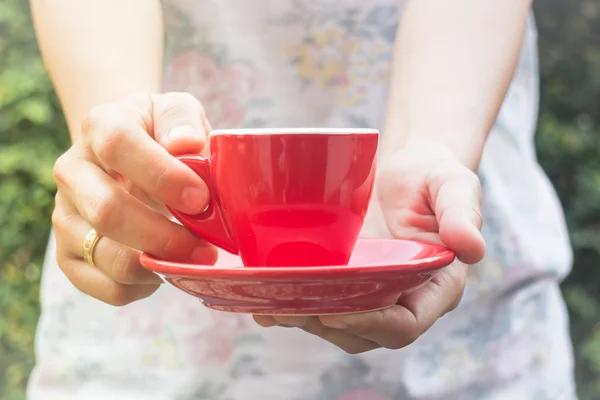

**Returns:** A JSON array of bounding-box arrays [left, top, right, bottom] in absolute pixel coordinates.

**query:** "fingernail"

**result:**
[[181, 186, 208, 214], [319, 316, 347, 329], [168, 125, 198, 142]]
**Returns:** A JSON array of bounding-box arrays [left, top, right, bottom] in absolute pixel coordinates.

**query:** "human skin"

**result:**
[[256, 0, 531, 353], [32, 0, 530, 352]]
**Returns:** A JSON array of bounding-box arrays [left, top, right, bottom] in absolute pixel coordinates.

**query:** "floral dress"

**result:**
[[28, 1, 577, 399]]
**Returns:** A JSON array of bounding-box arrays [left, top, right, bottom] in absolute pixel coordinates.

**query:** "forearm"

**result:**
[[382, 0, 532, 170], [31, 0, 164, 143]]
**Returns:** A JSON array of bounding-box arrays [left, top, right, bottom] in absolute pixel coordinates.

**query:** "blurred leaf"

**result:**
[[563, 287, 600, 321], [535, 1, 600, 398], [16, 98, 53, 124]]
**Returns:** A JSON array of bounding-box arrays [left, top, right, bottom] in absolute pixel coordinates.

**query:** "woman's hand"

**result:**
[[52, 92, 217, 306], [254, 143, 486, 353]]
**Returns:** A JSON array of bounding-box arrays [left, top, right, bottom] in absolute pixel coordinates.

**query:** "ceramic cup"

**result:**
[[168, 128, 379, 267]]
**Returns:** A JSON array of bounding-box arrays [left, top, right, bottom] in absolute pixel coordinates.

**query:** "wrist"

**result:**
[[381, 113, 489, 172], [400, 131, 486, 172]]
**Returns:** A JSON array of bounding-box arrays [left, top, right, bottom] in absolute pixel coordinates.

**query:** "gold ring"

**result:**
[[82, 228, 102, 267]]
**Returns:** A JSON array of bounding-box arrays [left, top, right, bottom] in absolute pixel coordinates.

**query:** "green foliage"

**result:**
[[0, 1, 598, 399], [0, 2, 69, 397], [535, 0, 600, 398]]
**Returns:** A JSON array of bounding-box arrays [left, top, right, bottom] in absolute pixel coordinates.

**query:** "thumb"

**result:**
[[430, 167, 486, 264], [151, 92, 210, 155]]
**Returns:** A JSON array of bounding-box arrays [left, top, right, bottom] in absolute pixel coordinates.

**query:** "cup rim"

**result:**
[[211, 128, 379, 136]]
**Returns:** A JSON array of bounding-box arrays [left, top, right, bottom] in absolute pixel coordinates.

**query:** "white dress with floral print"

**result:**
[[28, 1, 577, 399]]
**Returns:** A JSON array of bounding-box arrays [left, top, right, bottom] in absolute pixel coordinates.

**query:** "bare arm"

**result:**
[[31, 1, 215, 306], [382, 0, 532, 170], [31, 0, 164, 141], [260, 1, 534, 352]]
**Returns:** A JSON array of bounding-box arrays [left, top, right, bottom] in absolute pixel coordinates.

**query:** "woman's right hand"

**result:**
[[52, 92, 218, 306]]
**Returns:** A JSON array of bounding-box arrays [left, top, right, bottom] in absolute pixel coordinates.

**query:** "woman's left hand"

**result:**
[[253, 143, 486, 354]]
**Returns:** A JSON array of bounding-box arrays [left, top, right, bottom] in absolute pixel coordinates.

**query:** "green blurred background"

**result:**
[[1, 1, 599, 398]]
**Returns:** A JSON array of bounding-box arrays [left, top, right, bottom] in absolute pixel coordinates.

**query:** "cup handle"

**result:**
[[166, 155, 238, 255]]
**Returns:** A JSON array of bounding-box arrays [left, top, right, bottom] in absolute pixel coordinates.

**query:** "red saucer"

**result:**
[[140, 239, 455, 315]]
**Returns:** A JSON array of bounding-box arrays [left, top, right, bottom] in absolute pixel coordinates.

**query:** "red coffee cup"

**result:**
[[168, 128, 379, 267]]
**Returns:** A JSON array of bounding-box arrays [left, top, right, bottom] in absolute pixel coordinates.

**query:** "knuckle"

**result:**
[[389, 329, 420, 350], [157, 92, 205, 118], [85, 190, 120, 233], [82, 104, 113, 138], [52, 152, 73, 187], [81, 106, 102, 134], [398, 334, 418, 349], [95, 125, 129, 163], [123, 92, 153, 126], [104, 282, 134, 307], [447, 297, 462, 313], [86, 105, 137, 162], [51, 204, 68, 232], [51, 194, 77, 236]]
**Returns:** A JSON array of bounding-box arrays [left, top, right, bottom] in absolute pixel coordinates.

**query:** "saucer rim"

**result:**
[[140, 238, 455, 279]]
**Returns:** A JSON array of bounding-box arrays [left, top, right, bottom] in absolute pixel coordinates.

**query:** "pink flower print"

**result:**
[[183, 313, 252, 366], [331, 75, 350, 87], [165, 50, 219, 90], [499, 226, 520, 255], [184, 331, 234, 366], [116, 300, 163, 337], [490, 336, 538, 382], [205, 333, 234, 364], [218, 64, 260, 98], [209, 311, 253, 334], [164, 50, 264, 128], [202, 93, 245, 128], [336, 388, 391, 400]]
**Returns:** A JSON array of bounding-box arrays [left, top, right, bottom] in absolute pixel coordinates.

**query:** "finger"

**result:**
[[252, 316, 298, 329], [128, 184, 171, 217], [54, 156, 218, 264], [273, 316, 380, 354], [428, 166, 486, 264], [55, 249, 160, 306], [253, 315, 281, 327], [319, 262, 468, 349], [53, 193, 162, 285], [151, 92, 210, 154], [81, 101, 208, 214]]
